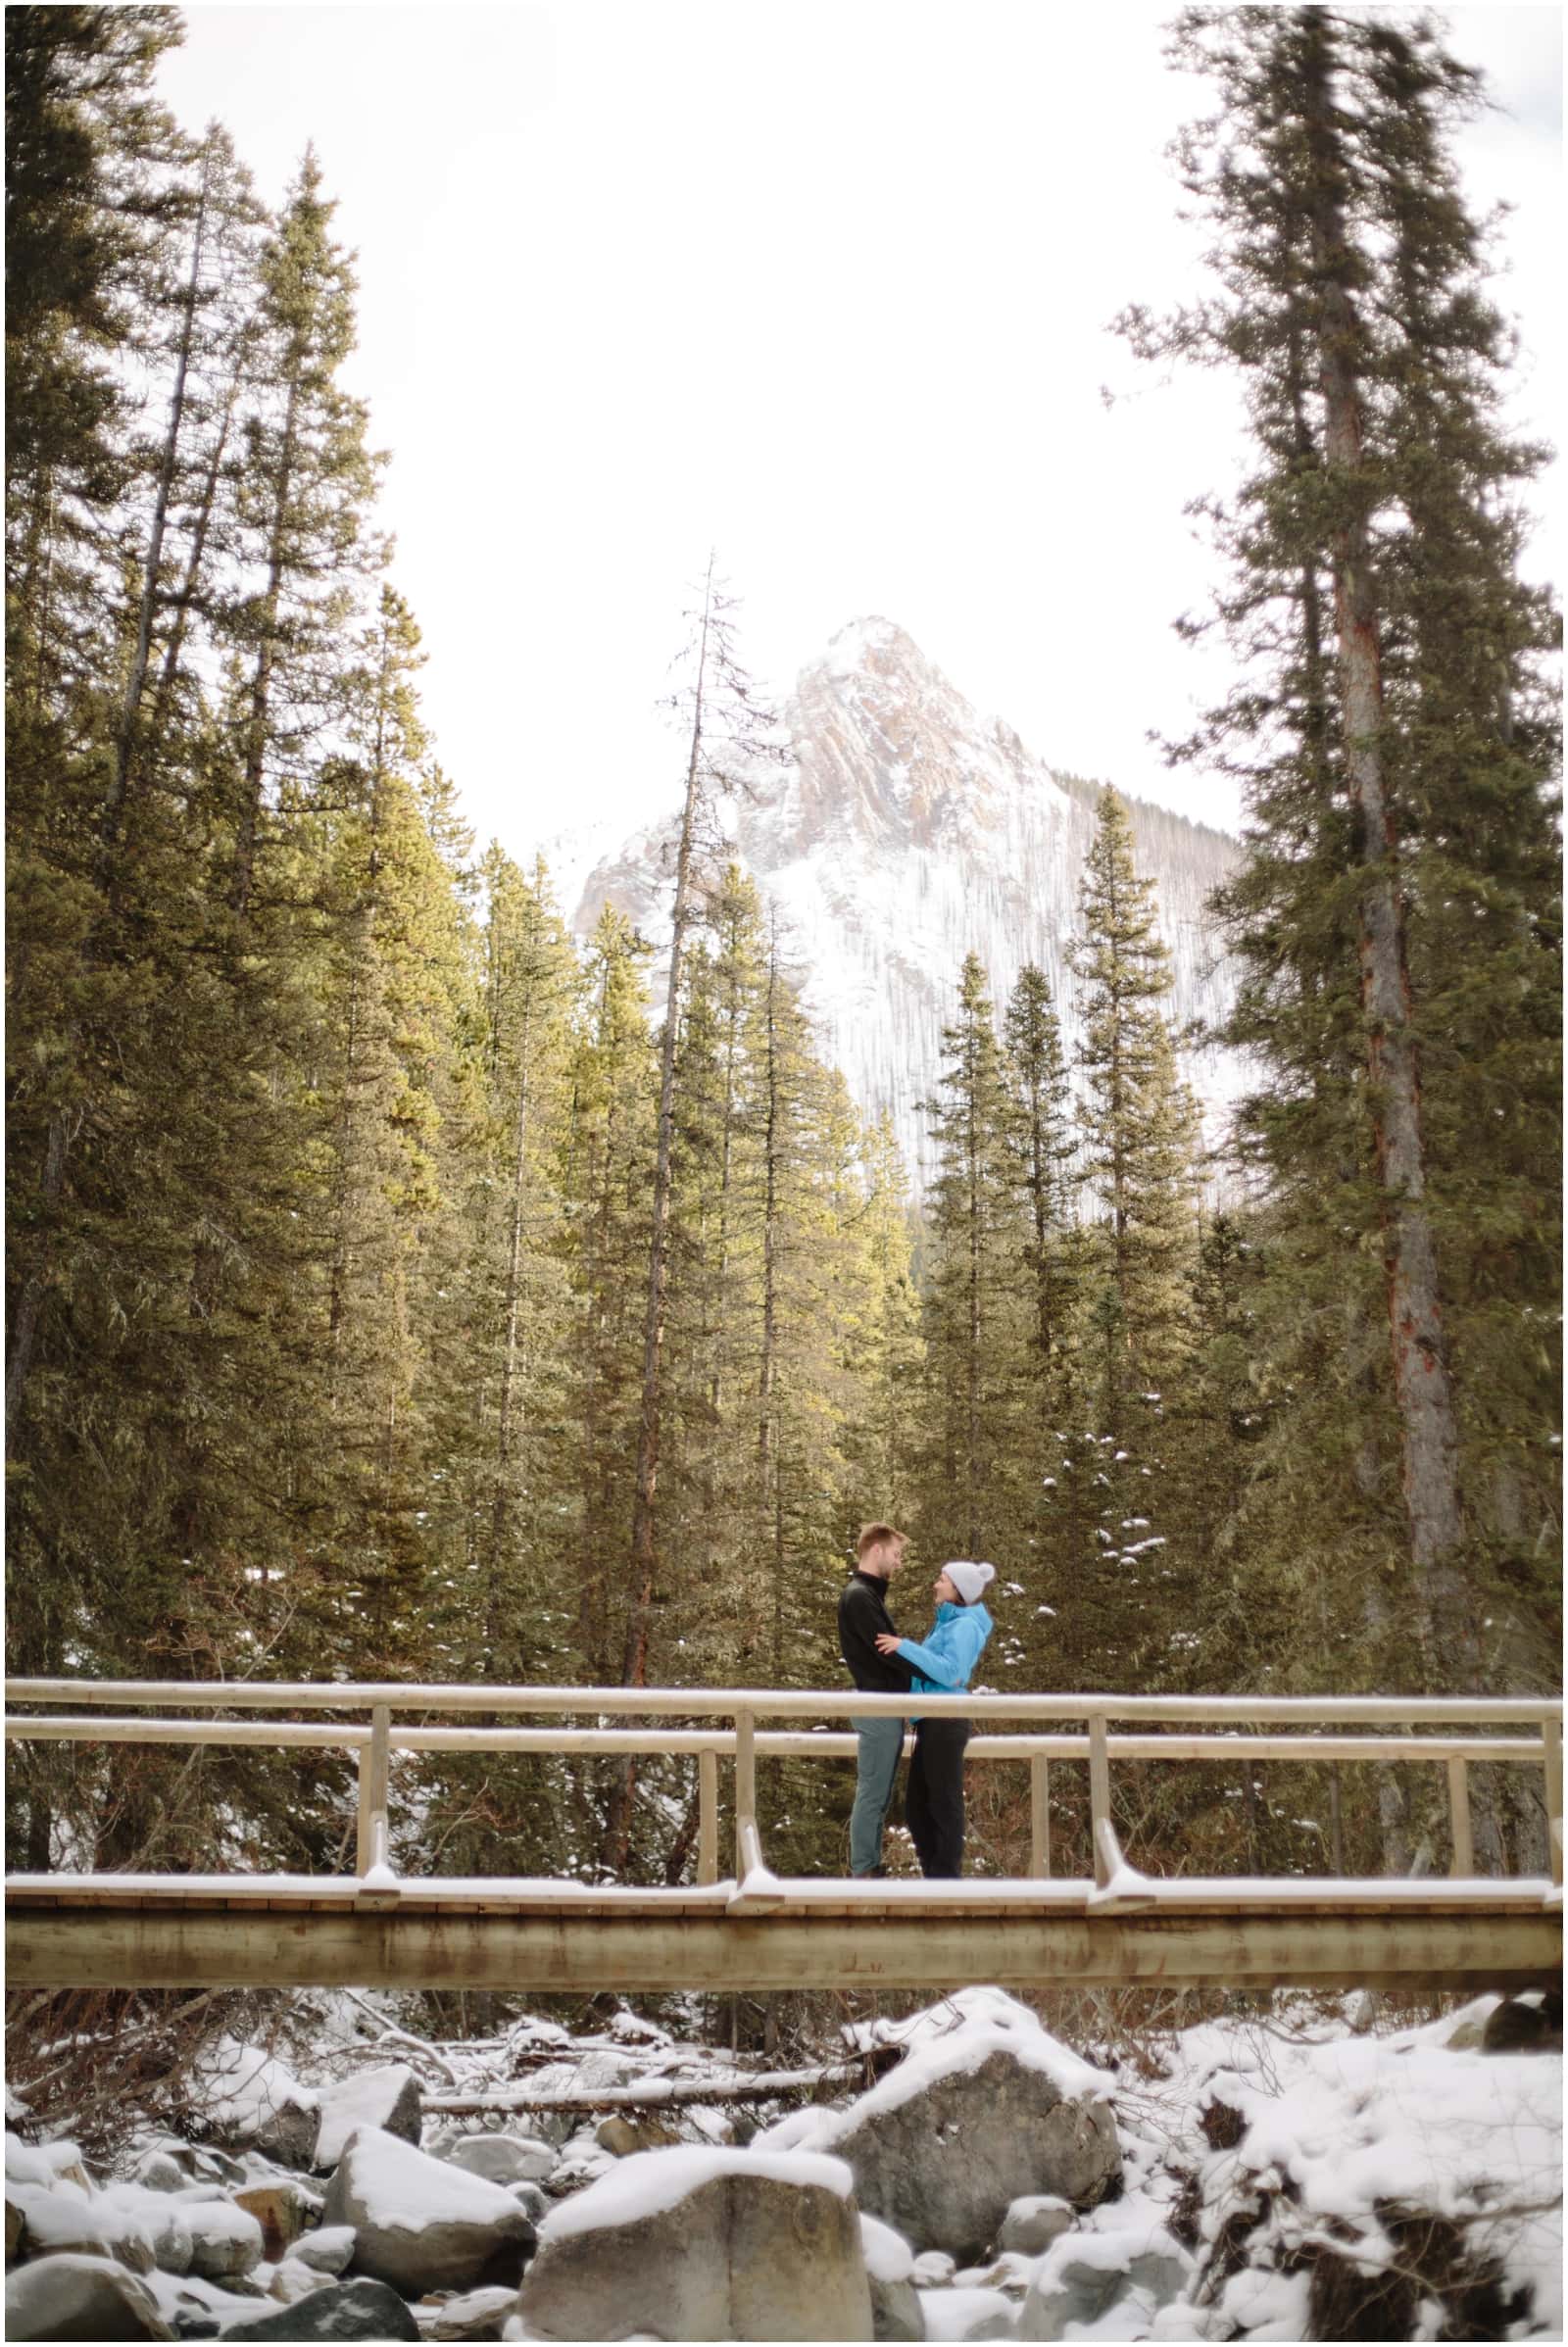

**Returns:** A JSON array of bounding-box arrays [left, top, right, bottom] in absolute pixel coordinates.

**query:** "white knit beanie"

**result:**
[[944, 1560, 996, 1604]]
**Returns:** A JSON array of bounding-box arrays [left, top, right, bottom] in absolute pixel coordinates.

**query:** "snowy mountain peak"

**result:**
[[819, 614, 929, 679], [552, 622, 1243, 1184], [787, 618, 1074, 864]]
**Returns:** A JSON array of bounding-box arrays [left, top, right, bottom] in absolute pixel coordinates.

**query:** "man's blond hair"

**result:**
[[858, 1521, 906, 1562]]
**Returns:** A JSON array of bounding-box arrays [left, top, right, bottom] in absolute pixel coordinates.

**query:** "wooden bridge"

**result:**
[[5, 1682, 1561, 1996]]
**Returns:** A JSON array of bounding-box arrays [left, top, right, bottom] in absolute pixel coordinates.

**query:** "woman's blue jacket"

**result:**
[[895, 1600, 994, 1713]]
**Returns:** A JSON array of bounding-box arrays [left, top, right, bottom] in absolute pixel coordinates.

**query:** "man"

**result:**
[[837, 1522, 913, 1877]]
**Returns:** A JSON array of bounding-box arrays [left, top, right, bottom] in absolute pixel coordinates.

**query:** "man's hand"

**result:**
[[874, 1633, 902, 1655]]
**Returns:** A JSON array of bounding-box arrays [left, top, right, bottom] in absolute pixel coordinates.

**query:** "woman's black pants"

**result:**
[[906, 1717, 971, 1878]]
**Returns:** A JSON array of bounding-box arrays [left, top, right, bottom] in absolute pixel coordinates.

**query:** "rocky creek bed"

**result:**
[[4, 1983, 1560, 2341]]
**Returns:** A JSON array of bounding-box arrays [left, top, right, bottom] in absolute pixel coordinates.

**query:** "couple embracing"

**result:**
[[836, 1522, 995, 1879]]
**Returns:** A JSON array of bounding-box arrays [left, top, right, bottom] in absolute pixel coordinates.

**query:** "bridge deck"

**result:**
[[8, 1871, 1559, 1994]]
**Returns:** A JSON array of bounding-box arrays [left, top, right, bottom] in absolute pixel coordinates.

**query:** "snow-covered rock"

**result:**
[[268, 2256, 334, 2304], [422, 2281, 521, 2338], [97, 2181, 194, 2274], [519, 2145, 874, 2342], [1014, 2223, 1193, 2339], [1170, 2011, 1564, 2341], [318, 2127, 535, 2296], [218, 2274, 420, 2339], [233, 2180, 313, 2261], [914, 2283, 1017, 2341], [997, 2195, 1073, 2256], [758, 1992, 1120, 2261], [313, 2064, 422, 2171], [182, 2193, 266, 2281], [289, 2224, 356, 2275], [5, 2249, 174, 2339], [860, 2211, 925, 2340], [190, 2038, 321, 2169], [911, 2250, 956, 2284], [5, 2132, 86, 2192], [429, 2131, 556, 2186], [6, 2176, 158, 2272]]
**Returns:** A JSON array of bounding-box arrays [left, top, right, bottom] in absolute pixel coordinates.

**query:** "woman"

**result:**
[[875, 1560, 995, 1878]]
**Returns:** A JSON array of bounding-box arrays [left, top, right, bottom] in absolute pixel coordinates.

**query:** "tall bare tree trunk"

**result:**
[[604, 558, 714, 1870], [1303, 17, 1475, 1693], [105, 139, 214, 860]]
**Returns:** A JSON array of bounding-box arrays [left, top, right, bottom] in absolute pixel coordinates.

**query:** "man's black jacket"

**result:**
[[838, 1571, 914, 1694]]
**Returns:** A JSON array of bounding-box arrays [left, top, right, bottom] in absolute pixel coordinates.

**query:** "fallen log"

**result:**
[[420, 2046, 899, 2118]]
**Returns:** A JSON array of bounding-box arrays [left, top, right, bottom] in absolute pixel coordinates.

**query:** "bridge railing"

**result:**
[[5, 1681, 1561, 1904]]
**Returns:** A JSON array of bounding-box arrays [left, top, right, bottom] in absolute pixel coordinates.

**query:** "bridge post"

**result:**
[[698, 1749, 718, 1885], [1446, 1756, 1474, 1878], [1089, 1714, 1112, 1889], [1544, 1718, 1563, 1887], [734, 1708, 756, 1879], [357, 1704, 391, 1877], [1030, 1755, 1051, 1878]]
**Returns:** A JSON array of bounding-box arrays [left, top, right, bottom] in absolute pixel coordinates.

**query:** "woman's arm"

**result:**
[[891, 1627, 970, 1687]]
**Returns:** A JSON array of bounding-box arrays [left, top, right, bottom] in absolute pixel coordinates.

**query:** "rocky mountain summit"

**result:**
[[559, 619, 1244, 1185]]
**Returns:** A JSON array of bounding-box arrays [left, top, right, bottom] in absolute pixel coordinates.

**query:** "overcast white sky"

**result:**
[[156, 3, 1561, 857]]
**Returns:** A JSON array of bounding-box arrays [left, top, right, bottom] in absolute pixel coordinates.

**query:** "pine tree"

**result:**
[[1126, 6, 1560, 1705], [228, 146, 383, 918], [1070, 787, 1200, 1408], [1002, 960, 1080, 1491], [564, 907, 658, 1683], [915, 953, 1030, 1561]]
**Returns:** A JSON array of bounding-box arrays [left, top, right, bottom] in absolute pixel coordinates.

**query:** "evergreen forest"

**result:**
[[6, 6, 1560, 1893]]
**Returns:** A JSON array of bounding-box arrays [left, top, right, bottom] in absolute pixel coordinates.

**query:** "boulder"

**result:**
[[182, 2197, 265, 2282], [4, 2136, 47, 2188], [131, 2151, 189, 2196], [218, 2276, 420, 2340], [269, 2259, 333, 2305], [1482, 1990, 1563, 2055], [812, 2037, 1120, 2262], [313, 2067, 422, 2171], [39, 2143, 95, 2195], [319, 2127, 535, 2297], [520, 2146, 873, 2342], [423, 2282, 522, 2337], [97, 2185, 193, 2275], [508, 2180, 548, 2222], [7, 2195, 24, 2261], [8, 2179, 156, 2272], [5, 2249, 174, 2340], [860, 2213, 924, 2341], [233, 2183, 312, 2263], [914, 2286, 1015, 2340], [998, 2196, 1073, 2257], [289, 2226, 356, 2276], [1015, 2227, 1193, 2341], [433, 2132, 557, 2187], [192, 2041, 320, 2172], [595, 2114, 680, 2157], [910, 2251, 955, 2285]]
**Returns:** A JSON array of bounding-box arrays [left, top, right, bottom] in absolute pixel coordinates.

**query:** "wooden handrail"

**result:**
[[5, 1679, 1560, 1725], [6, 1717, 1548, 1764], [6, 1681, 1559, 1895]]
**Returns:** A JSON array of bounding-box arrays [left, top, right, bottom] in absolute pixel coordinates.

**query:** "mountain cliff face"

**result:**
[[560, 618, 1243, 1186]]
